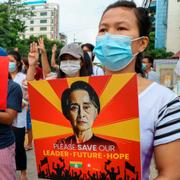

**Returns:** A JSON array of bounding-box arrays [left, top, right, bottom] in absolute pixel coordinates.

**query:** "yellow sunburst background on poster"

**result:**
[[29, 73, 140, 142]]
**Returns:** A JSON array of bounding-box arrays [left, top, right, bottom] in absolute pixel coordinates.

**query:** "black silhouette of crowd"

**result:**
[[38, 157, 139, 180]]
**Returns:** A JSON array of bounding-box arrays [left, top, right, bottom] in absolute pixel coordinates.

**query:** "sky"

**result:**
[[0, 0, 144, 44], [48, 0, 143, 44]]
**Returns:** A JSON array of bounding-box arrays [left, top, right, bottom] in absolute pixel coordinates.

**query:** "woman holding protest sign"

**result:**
[[93, 1, 180, 179], [0, 48, 22, 180]]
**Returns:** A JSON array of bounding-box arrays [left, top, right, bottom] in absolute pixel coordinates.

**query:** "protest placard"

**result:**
[[28, 73, 141, 180]]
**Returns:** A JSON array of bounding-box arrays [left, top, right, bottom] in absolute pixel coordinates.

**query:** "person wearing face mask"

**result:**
[[57, 45, 94, 77], [0, 48, 22, 180], [142, 56, 160, 83], [93, 1, 180, 180], [58, 43, 90, 78], [8, 51, 27, 180], [82, 43, 104, 76]]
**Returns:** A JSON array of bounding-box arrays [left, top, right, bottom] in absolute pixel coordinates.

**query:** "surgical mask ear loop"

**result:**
[[131, 36, 145, 42], [131, 36, 145, 55]]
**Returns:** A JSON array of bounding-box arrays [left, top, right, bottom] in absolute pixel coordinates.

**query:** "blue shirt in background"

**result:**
[[0, 79, 22, 149]]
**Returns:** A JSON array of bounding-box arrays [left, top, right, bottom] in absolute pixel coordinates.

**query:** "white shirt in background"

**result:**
[[13, 72, 27, 128], [93, 65, 104, 76]]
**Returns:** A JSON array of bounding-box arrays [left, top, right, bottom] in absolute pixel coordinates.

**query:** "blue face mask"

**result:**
[[93, 33, 141, 71], [141, 63, 147, 71], [9, 62, 17, 73]]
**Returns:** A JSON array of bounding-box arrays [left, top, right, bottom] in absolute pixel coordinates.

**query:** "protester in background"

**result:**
[[0, 48, 22, 180], [8, 51, 27, 180], [82, 43, 95, 61], [21, 56, 29, 74], [93, 1, 180, 179], [51, 42, 94, 77], [24, 104, 33, 151], [56, 43, 91, 78], [14, 47, 19, 52], [142, 55, 160, 83], [83, 51, 93, 75], [82, 43, 104, 76], [34, 62, 43, 80], [21, 57, 33, 151], [174, 57, 180, 77]]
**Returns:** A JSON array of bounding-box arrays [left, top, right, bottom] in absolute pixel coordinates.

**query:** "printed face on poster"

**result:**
[[28, 73, 141, 180], [0, 55, 9, 110]]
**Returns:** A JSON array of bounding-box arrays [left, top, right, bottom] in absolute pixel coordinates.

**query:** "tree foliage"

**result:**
[[0, 0, 63, 62], [144, 31, 174, 59], [0, 0, 28, 49]]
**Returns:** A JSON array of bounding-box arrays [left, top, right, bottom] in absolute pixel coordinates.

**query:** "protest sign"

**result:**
[[28, 73, 141, 180], [0, 49, 9, 110]]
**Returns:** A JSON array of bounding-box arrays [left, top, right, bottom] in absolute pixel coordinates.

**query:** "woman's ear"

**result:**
[[139, 36, 149, 52]]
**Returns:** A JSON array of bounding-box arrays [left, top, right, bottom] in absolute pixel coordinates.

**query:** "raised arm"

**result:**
[[87, 170, 92, 178], [51, 44, 59, 70], [104, 164, 109, 173], [38, 37, 51, 77], [27, 42, 39, 81]]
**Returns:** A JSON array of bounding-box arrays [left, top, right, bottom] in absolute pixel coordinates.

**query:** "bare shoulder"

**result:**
[[137, 76, 154, 94]]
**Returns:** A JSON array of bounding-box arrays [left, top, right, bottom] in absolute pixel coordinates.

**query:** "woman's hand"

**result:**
[[28, 42, 39, 66], [52, 44, 57, 54], [38, 37, 46, 54]]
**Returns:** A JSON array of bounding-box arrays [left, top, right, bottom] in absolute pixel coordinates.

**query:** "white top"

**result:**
[[139, 82, 180, 180], [92, 65, 104, 76], [13, 72, 27, 128], [175, 59, 180, 76], [146, 70, 160, 83]]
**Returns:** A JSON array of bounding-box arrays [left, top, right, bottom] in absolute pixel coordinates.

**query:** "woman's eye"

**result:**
[[117, 27, 127, 31], [70, 105, 79, 111], [99, 28, 107, 33], [83, 105, 90, 110]]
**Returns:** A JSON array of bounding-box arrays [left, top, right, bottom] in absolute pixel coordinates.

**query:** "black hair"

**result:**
[[143, 55, 154, 67], [83, 52, 93, 75], [82, 43, 95, 61], [61, 81, 100, 120], [21, 56, 29, 66], [21, 56, 29, 74], [8, 73, 12, 79], [81, 43, 95, 52], [102, 0, 151, 75], [8, 51, 22, 72]]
